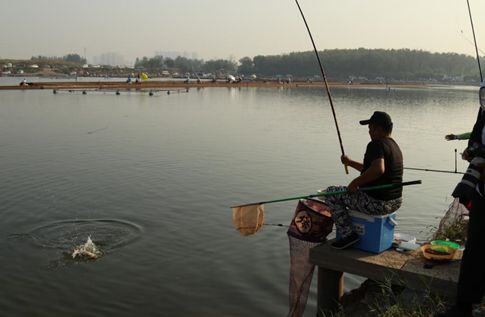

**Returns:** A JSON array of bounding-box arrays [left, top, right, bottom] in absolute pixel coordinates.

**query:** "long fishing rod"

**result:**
[[404, 167, 464, 175], [231, 180, 421, 208], [294, 0, 349, 174], [404, 149, 464, 174], [466, 0, 483, 82]]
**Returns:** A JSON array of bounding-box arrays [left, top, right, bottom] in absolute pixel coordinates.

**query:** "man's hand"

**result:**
[[341, 155, 351, 166], [445, 134, 457, 141], [341, 155, 364, 172]]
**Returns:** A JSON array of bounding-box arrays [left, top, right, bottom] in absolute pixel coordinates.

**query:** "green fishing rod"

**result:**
[[231, 180, 421, 208]]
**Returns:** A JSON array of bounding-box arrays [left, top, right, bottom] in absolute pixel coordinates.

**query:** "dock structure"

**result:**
[[309, 241, 461, 316]]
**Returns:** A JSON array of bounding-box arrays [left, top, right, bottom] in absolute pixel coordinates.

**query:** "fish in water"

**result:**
[[71, 236, 102, 260]]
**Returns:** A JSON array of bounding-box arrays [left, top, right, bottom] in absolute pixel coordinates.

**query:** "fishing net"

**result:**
[[288, 236, 319, 317], [232, 204, 264, 236], [433, 197, 469, 242], [287, 199, 333, 317]]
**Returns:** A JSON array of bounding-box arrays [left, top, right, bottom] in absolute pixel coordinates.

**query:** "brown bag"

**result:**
[[287, 198, 333, 243]]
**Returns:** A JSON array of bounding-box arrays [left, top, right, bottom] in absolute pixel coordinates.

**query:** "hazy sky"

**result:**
[[1, 0, 484, 64]]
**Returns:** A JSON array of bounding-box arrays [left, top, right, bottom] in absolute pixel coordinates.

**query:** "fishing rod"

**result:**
[[294, 0, 349, 174], [231, 180, 421, 208], [404, 167, 464, 175], [466, 0, 483, 82], [404, 149, 465, 174], [232, 181, 420, 235]]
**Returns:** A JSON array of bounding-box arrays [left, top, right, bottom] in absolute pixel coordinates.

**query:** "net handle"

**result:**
[[231, 180, 421, 208]]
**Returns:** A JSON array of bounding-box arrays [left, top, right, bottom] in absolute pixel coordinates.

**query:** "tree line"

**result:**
[[135, 48, 482, 82], [248, 49, 481, 82], [134, 56, 237, 75], [30, 54, 87, 65]]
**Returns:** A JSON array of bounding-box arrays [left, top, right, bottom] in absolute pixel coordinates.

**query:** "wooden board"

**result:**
[[309, 241, 461, 298]]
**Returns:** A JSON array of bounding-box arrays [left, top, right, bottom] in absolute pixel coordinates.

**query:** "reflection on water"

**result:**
[[0, 83, 481, 316]]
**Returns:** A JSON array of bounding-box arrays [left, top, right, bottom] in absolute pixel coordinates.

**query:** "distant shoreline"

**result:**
[[1, 79, 475, 91]]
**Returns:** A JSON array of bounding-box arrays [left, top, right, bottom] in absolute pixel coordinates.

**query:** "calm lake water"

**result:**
[[0, 79, 480, 317]]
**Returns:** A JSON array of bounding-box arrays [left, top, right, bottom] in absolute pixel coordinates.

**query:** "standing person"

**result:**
[[436, 83, 485, 317], [323, 111, 404, 249]]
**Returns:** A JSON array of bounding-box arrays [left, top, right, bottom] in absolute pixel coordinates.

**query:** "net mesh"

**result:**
[[433, 197, 469, 242], [287, 236, 319, 317], [287, 199, 333, 317], [232, 204, 264, 236]]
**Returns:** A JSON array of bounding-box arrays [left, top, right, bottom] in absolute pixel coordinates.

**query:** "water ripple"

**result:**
[[25, 219, 143, 251]]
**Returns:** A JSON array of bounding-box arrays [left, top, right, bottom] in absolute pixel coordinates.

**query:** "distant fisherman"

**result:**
[[437, 81, 485, 317]]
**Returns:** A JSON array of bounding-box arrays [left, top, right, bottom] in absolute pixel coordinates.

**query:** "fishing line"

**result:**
[[263, 223, 289, 228], [459, 30, 485, 55], [466, 0, 483, 81]]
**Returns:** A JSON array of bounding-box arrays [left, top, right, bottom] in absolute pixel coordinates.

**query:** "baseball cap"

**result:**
[[359, 111, 393, 128]]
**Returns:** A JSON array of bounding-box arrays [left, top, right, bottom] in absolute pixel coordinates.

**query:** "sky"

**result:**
[[1, 0, 484, 65]]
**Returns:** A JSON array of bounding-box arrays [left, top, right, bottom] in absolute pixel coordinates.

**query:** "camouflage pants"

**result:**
[[322, 186, 402, 238]]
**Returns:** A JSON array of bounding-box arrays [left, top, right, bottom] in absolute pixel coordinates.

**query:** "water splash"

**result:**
[[71, 236, 102, 260]]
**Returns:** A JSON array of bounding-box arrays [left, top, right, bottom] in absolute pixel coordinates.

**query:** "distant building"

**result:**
[[92, 52, 125, 66], [154, 51, 198, 59]]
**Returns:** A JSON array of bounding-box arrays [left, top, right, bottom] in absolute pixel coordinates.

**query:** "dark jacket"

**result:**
[[468, 108, 485, 147]]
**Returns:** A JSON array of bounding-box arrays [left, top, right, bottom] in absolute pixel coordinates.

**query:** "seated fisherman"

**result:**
[[323, 111, 404, 249]]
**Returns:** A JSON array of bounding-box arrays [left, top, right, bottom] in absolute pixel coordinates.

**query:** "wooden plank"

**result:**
[[309, 241, 461, 298], [399, 255, 461, 298]]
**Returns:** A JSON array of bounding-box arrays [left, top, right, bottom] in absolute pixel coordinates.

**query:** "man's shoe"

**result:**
[[331, 232, 360, 250], [434, 306, 472, 317]]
